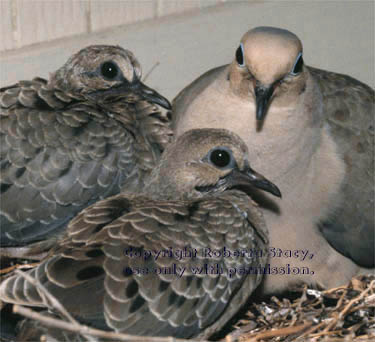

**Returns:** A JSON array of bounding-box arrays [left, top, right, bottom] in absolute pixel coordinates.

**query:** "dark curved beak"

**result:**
[[228, 165, 281, 198], [133, 81, 171, 110], [255, 85, 274, 121]]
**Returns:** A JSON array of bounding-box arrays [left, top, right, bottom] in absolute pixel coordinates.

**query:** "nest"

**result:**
[[227, 275, 375, 342], [0, 259, 374, 342]]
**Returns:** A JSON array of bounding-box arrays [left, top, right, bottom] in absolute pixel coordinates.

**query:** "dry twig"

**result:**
[[244, 321, 313, 341], [0, 262, 40, 275]]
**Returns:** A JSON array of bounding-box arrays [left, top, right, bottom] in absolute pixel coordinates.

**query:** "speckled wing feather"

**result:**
[[0, 76, 171, 250], [0, 190, 268, 340], [309, 67, 375, 267]]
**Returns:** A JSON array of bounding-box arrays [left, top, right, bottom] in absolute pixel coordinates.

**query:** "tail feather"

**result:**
[[0, 267, 45, 307]]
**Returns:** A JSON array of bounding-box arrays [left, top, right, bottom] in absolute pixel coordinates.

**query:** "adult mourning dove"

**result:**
[[172, 27, 374, 294], [0, 45, 172, 259], [0, 128, 281, 340]]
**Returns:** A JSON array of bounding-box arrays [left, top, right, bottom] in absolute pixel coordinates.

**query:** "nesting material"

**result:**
[[229, 275, 375, 342], [1, 269, 373, 342]]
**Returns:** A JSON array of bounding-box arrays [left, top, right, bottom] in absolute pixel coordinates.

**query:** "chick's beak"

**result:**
[[228, 164, 281, 198], [132, 81, 171, 110]]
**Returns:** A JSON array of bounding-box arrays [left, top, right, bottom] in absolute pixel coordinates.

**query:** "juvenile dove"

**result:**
[[0, 128, 281, 340], [0, 45, 172, 259], [172, 27, 374, 293]]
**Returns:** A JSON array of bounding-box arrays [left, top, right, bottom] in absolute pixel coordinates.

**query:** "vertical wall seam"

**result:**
[[86, 0, 92, 34], [152, 0, 158, 19], [10, 0, 19, 48], [156, 0, 161, 18]]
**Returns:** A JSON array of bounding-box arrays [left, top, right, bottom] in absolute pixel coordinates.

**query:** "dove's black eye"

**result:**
[[291, 53, 303, 76], [209, 148, 232, 168], [235, 43, 245, 67], [101, 61, 119, 80]]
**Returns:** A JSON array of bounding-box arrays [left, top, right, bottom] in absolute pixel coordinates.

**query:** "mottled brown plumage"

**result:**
[[308, 66, 374, 269], [172, 27, 374, 293], [0, 45, 172, 257], [0, 128, 281, 340]]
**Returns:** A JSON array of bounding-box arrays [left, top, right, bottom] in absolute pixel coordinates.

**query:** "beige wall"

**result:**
[[1, 0, 229, 52], [1, 1, 373, 96]]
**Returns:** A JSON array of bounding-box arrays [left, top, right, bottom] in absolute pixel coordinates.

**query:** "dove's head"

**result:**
[[229, 26, 306, 122], [145, 128, 281, 200], [49, 45, 171, 109]]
